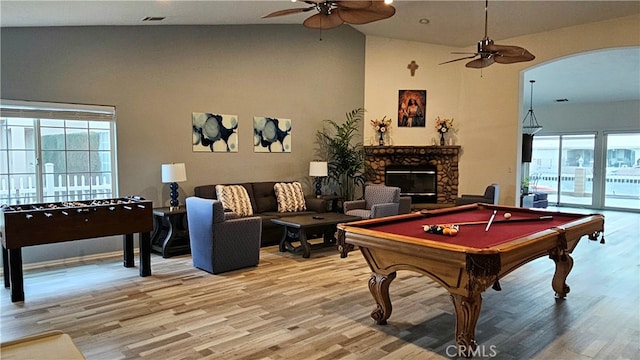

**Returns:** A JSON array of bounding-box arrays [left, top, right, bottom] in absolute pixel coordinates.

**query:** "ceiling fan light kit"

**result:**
[[263, 0, 396, 30], [440, 0, 535, 69]]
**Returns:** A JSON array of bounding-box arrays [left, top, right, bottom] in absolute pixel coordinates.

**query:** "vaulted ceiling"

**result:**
[[2, 1, 639, 106]]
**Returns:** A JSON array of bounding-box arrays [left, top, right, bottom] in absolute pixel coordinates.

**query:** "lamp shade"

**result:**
[[309, 161, 328, 177], [161, 163, 187, 183]]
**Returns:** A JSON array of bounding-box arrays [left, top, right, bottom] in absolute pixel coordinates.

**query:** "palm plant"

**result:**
[[315, 108, 366, 201]]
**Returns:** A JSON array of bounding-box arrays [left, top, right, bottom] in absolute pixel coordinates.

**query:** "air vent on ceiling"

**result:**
[[555, 98, 569, 102], [142, 17, 166, 22]]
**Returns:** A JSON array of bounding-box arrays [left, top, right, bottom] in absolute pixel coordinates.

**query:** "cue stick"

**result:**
[[446, 215, 554, 226], [485, 210, 497, 232]]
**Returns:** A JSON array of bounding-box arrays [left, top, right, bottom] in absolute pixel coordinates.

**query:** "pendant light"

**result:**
[[522, 80, 542, 135], [522, 80, 541, 163]]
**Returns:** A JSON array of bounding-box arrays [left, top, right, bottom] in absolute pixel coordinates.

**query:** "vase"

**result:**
[[439, 132, 446, 146], [379, 132, 385, 146]]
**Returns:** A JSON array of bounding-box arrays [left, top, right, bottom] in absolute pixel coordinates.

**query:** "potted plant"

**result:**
[[315, 108, 366, 202], [521, 176, 530, 194]]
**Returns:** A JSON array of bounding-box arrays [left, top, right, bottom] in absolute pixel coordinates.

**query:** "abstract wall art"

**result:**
[[253, 116, 292, 153], [192, 112, 239, 152], [398, 90, 426, 127]]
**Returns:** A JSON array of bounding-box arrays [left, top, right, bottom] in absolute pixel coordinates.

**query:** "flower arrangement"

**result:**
[[370, 116, 392, 145], [370, 116, 392, 134], [434, 116, 454, 133]]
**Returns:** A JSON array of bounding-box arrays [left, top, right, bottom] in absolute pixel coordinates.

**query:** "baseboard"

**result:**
[[0, 250, 131, 275]]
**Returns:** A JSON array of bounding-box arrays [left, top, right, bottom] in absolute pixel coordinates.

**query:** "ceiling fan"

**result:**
[[263, 1, 396, 30], [440, 0, 535, 69]]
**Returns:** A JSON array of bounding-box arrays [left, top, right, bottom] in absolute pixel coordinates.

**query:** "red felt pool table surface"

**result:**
[[364, 206, 584, 249]]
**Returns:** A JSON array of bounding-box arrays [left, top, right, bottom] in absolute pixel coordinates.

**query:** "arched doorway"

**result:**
[[520, 47, 640, 211]]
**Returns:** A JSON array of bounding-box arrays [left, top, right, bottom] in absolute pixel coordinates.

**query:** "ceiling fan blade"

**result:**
[[494, 53, 536, 64], [338, 1, 395, 25], [336, 1, 372, 10], [486, 44, 535, 60], [466, 57, 495, 69], [262, 7, 314, 19], [439, 55, 478, 65], [303, 12, 344, 29]]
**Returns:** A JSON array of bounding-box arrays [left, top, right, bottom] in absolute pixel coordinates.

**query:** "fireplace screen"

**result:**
[[385, 166, 437, 203]]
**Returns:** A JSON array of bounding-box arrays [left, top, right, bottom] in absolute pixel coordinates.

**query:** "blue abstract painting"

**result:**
[[192, 112, 238, 152], [253, 116, 292, 153]]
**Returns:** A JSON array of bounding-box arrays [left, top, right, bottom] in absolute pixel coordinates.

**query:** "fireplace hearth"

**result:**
[[364, 145, 460, 205]]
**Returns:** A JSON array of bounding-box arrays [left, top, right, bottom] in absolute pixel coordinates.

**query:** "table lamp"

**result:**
[[309, 161, 328, 198], [161, 163, 187, 211]]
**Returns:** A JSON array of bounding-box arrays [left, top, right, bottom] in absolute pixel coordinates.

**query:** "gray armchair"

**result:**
[[344, 185, 401, 219], [186, 196, 262, 274], [455, 183, 500, 206]]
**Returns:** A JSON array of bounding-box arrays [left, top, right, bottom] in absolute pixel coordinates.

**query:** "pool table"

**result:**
[[337, 203, 604, 356]]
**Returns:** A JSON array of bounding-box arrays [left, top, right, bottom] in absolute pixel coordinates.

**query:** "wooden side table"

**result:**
[[320, 195, 342, 212], [151, 207, 190, 258]]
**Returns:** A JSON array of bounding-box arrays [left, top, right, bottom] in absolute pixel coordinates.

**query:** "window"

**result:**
[[530, 132, 640, 210], [0, 100, 117, 205]]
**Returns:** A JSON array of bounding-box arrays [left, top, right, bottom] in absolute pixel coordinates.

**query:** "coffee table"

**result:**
[[271, 213, 361, 258]]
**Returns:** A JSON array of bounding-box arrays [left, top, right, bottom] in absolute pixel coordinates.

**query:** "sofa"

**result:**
[[194, 181, 327, 247]]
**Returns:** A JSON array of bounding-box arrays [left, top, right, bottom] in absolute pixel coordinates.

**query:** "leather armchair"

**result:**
[[455, 183, 500, 206], [344, 185, 401, 219], [186, 196, 262, 274]]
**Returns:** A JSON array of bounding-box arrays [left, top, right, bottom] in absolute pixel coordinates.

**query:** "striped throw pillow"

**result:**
[[274, 182, 307, 213], [215, 185, 253, 217]]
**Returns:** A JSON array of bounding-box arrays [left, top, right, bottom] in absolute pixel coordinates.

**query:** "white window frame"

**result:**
[[0, 99, 118, 205]]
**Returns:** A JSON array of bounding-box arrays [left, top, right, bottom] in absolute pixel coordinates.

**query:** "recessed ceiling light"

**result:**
[[142, 17, 166, 22], [419, 18, 430, 25]]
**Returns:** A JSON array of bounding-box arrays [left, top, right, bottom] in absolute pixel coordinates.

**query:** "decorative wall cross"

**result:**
[[407, 60, 419, 76]]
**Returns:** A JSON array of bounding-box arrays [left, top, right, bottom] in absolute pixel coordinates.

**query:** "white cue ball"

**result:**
[[504, 212, 512, 219]]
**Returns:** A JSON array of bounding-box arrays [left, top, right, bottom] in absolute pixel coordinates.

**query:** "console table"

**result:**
[[151, 207, 190, 258]]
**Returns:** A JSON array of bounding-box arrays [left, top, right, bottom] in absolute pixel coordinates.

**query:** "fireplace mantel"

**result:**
[[364, 145, 461, 156], [364, 145, 460, 204]]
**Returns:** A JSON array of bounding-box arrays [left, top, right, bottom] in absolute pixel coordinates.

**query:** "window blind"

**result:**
[[0, 99, 115, 121]]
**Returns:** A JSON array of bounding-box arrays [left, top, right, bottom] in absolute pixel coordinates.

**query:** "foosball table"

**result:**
[[1, 196, 153, 302]]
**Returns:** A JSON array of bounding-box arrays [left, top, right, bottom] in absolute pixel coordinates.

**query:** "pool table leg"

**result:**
[[450, 293, 481, 357], [550, 250, 573, 299], [368, 272, 396, 325]]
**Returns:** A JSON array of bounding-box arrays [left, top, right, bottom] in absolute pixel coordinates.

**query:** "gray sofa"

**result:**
[[194, 181, 326, 247]]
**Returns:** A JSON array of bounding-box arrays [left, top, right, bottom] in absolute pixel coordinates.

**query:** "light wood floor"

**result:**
[[1, 208, 638, 359]]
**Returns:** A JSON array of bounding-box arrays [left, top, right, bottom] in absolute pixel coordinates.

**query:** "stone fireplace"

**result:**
[[364, 145, 460, 205]]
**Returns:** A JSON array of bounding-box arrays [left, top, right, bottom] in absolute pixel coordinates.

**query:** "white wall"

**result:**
[[363, 36, 461, 146], [536, 100, 640, 133], [364, 14, 640, 206]]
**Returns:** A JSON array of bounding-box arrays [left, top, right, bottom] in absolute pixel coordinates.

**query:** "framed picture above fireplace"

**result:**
[[398, 90, 426, 128]]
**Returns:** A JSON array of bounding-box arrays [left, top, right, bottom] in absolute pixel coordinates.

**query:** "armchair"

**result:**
[[344, 185, 401, 219], [186, 197, 262, 274], [455, 183, 500, 206]]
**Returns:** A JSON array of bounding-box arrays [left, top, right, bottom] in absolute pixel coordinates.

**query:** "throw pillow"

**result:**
[[274, 182, 307, 213], [215, 185, 253, 217]]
